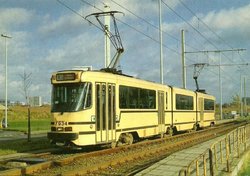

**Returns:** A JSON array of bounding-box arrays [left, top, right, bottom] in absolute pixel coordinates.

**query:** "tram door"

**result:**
[[158, 91, 165, 137], [96, 83, 116, 143], [199, 98, 204, 126]]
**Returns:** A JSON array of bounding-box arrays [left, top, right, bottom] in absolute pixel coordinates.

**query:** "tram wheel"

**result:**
[[125, 133, 134, 145], [118, 133, 134, 145], [167, 127, 173, 136]]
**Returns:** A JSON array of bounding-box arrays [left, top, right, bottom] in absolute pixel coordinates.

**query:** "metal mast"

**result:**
[[104, 3, 111, 68], [159, 0, 163, 84], [185, 48, 246, 120], [181, 29, 186, 89], [1, 34, 11, 128]]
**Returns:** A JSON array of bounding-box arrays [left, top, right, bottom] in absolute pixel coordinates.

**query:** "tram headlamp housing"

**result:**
[[116, 115, 119, 122], [51, 127, 56, 131], [57, 127, 63, 131], [91, 115, 96, 122], [65, 127, 72, 131]]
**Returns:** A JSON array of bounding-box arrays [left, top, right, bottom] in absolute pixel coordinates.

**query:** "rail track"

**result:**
[[0, 120, 247, 176]]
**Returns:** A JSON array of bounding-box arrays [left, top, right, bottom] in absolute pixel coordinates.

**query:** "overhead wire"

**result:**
[[58, 0, 246, 84], [57, 0, 104, 32], [63, 0, 223, 72], [161, 0, 218, 50], [110, 0, 202, 52], [178, 0, 248, 64], [161, 0, 248, 81], [80, 0, 185, 56], [57, 0, 198, 64], [105, 1, 205, 65], [110, 0, 179, 42], [161, 0, 243, 62], [178, 0, 233, 49], [80, 0, 230, 82]]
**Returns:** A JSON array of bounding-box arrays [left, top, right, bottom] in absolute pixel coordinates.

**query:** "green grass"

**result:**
[[7, 119, 51, 132], [0, 105, 51, 132], [238, 151, 250, 175], [0, 138, 53, 156], [0, 105, 51, 120], [0, 106, 53, 156]]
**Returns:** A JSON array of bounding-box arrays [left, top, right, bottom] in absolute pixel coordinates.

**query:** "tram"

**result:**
[[47, 68, 215, 147]]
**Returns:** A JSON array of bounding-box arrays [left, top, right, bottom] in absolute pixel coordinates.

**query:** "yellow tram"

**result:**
[[48, 69, 215, 147]]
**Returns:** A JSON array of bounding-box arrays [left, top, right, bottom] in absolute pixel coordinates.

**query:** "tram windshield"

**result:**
[[51, 82, 92, 112]]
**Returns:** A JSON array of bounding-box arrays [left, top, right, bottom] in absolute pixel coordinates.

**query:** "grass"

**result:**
[[0, 138, 53, 156], [1, 105, 51, 120], [0, 105, 51, 132], [238, 151, 250, 176], [0, 106, 52, 156], [7, 119, 51, 132]]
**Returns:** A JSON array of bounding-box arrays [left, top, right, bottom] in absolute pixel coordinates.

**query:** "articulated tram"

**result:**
[[47, 69, 215, 147]]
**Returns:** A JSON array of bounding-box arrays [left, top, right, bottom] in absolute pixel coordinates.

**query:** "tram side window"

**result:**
[[119, 85, 156, 109], [204, 99, 214, 110], [176, 94, 193, 110]]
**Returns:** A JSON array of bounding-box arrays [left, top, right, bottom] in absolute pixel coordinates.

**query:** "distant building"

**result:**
[[43, 101, 51, 105], [14, 101, 26, 106], [29, 96, 42, 107]]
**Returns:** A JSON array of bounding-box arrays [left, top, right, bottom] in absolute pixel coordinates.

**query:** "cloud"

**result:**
[[0, 7, 33, 31], [108, 0, 158, 19], [41, 31, 104, 74], [0, 0, 249, 104], [162, 3, 250, 46], [108, 0, 182, 18], [38, 10, 87, 38], [203, 4, 250, 30], [0, 74, 4, 85]]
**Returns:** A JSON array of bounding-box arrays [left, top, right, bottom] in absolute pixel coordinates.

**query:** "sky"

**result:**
[[0, 0, 250, 104]]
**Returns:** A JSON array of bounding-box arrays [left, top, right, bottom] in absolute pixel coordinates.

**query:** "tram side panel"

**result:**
[[197, 92, 215, 128], [117, 84, 163, 139], [171, 88, 197, 131], [164, 89, 172, 133]]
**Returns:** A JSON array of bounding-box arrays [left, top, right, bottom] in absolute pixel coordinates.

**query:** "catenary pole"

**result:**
[[159, 0, 163, 84], [1, 34, 11, 128], [244, 77, 246, 116], [104, 2, 111, 68], [240, 74, 243, 116], [181, 29, 186, 89], [218, 52, 223, 120], [185, 48, 246, 120]]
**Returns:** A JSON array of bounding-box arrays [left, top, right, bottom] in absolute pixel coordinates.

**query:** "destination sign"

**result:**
[[56, 73, 76, 81]]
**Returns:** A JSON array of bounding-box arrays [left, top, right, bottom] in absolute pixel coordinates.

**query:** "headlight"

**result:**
[[57, 127, 64, 131], [91, 115, 96, 122]]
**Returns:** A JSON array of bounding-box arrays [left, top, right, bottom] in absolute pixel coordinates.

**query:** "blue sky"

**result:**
[[0, 0, 250, 104]]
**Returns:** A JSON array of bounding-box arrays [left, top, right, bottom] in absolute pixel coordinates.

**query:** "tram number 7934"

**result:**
[[55, 121, 68, 126]]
